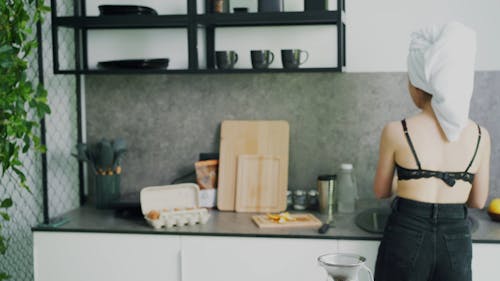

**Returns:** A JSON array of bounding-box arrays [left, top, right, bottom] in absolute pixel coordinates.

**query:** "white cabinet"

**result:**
[[181, 236, 337, 281], [472, 243, 500, 281], [33, 232, 181, 281], [33, 231, 499, 281]]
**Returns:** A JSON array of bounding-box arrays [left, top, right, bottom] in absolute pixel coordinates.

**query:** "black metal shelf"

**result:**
[[54, 15, 190, 29], [55, 67, 341, 75], [56, 69, 194, 75], [51, 0, 345, 74], [202, 11, 338, 27], [54, 11, 338, 29]]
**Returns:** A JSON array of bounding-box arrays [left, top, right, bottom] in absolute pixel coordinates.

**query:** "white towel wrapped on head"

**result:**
[[407, 21, 476, 142]]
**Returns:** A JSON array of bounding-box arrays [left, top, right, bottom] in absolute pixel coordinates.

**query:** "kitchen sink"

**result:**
[[355, 207, 479, 234]]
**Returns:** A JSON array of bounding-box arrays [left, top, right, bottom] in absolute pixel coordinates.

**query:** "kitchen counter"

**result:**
[[32, 200, 500, 243]]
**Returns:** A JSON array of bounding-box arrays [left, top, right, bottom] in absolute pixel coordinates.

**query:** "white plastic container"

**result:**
[[141, 183, 210, 229], [336, 163, 358, 213]]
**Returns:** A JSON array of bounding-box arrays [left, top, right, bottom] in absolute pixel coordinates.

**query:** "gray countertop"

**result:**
[[32, 199, 500, 243]]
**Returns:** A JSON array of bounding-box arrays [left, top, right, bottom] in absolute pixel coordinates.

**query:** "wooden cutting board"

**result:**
[[217, 120, 289, 211], [235, 155, 281, 212], [252, 213, 322, 229]]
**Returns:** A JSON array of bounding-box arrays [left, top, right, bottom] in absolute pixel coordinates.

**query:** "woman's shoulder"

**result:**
[[467, 119, 491, 140], [470, 119, 491, 149], [380, 120, 405, 146], [467, 119, 491, 165], [382, 120, 403, 135]]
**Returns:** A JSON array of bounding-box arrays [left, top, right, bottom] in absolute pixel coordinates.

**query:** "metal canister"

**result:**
[[317, 175, 337, 214]]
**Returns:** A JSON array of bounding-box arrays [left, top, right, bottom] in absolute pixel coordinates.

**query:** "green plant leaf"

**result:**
[[0, 199, 12, 209], [0, 2, 49, 279], [0, 212, 9, 221], [0, 236, 6, 255], [0, 272, 11, 281], [0, 45, 12, 54]]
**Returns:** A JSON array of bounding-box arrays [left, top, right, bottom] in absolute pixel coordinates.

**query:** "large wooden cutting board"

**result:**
[[252, 213, 322, 229], [235, 155, 281, 212], [217, 120, 289, 211]]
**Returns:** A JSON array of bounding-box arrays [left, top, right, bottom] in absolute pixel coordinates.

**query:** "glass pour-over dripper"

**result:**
[[318, 253, 374, 281]]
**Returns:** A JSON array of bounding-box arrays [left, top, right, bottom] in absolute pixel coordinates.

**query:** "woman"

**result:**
[[373, 22, 491, 281]]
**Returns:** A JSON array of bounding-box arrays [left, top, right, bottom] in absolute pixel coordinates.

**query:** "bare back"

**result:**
[[374, 111, 491, 206], [396, 114, 482, 203]]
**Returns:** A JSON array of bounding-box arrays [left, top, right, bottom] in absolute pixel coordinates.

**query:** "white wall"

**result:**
[[346, 0, 500, 72], [83, 0, 500, 71]]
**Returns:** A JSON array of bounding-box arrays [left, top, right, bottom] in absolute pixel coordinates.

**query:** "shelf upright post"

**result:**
[[73, 0, 82, 71], [205, 0, 215, 69], [73, 0, 85, 205], [187, 0, 199, 70], [81, 0, 89, 71], [39, 0, 50, 225], [337, 0, 344, 71], [50, 0, 60, 73]]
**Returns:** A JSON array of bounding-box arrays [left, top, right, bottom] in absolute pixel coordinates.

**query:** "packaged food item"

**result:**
[[140, 183, 210, 229], [194, 159, 218, 189]]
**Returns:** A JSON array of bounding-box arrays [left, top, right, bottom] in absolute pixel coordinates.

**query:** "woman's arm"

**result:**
[[374, 123, 397, 199], [467, 127, 491, 209]]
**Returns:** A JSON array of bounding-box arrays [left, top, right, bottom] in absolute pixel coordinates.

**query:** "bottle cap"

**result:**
[[318, 174, 337, 181], [340, 163, 353, 170]]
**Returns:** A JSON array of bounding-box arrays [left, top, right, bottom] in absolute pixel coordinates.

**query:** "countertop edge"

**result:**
[[31, 226, 383, 241], [30, 205, 500, 244]]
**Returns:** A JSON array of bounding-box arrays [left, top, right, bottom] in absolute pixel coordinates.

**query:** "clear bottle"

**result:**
[[337, 163, 358, 213]]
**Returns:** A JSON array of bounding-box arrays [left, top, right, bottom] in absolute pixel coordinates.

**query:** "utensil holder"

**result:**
[[95, 174, 120, 209]]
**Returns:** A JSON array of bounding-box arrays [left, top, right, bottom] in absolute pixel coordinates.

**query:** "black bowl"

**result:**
[[98, 5, 158, 16], [233, 7, 248, 13], [97, 59, 169, 70]]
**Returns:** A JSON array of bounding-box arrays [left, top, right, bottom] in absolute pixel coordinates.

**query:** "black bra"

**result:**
[[395, 119, 481, 187]]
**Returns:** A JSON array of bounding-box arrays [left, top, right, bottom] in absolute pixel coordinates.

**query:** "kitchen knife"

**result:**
[[318, 218, 333, 234]]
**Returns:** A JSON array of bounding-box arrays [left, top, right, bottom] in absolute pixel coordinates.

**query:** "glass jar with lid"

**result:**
[[293, 190, 307, 210]]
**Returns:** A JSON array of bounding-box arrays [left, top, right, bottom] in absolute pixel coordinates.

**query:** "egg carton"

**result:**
[[145, 208, 210, 229], [141, 183, 210, 229]]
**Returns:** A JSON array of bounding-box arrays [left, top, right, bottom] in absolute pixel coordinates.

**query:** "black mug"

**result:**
[[281, 49, 309, 69], [251, 50, 275, 69], [304, 0, 328, 11], [258, 0, 284, 12], [216, 51, 238, 69]]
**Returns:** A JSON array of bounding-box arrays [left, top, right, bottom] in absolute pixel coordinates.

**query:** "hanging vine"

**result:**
[[0, 0, 50, 279]]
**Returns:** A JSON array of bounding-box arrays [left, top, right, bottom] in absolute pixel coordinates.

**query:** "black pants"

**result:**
[[375, 197, 472, 281]]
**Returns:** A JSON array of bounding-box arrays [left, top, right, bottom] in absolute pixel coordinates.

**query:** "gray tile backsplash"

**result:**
[[85, 72, 499, 199]]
